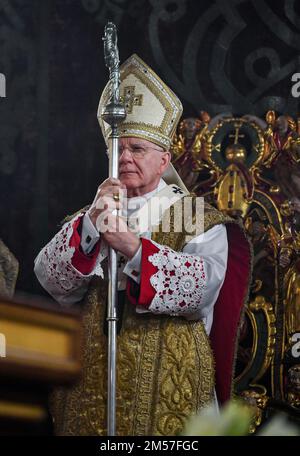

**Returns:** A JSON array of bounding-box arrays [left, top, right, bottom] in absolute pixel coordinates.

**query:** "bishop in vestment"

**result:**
[[34, 54, 251, 435]]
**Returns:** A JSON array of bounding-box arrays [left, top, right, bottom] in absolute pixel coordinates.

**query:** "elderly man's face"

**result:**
[[118, 137, 170, 197]]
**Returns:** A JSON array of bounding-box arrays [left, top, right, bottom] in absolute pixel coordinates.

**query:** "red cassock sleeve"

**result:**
[[69, 215, 101, 275], [126, 237, 159, 308]]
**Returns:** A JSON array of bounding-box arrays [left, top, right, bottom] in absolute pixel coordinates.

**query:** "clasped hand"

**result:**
[[88, 178, 141, 259]]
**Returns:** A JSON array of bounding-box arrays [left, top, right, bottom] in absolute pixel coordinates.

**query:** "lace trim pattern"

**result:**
[[148, 245, 206, 316], [39, 214, 103, 293]]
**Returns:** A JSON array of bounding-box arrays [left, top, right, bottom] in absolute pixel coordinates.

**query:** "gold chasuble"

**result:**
[[50, 199, 246, 436]]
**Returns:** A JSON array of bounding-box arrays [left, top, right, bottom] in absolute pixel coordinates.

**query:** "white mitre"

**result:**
[[97, 53, 188, 192]]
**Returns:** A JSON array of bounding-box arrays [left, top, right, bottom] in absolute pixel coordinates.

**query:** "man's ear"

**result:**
[[159, 151, 171, 174]]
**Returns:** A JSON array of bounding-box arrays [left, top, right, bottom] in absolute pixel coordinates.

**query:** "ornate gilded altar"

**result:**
[[172, 112, 300, 429]]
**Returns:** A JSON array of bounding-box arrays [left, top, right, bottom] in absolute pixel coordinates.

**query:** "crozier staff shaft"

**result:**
[[101, 21, 126, 436]]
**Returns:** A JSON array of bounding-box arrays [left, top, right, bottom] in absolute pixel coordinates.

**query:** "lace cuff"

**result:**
[[148, 242, 206, 316], [35, 213, 103, 297]]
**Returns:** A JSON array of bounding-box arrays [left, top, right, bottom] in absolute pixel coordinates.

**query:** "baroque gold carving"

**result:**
[[249, 296, 276, 382], [240, 385, 268, 433]]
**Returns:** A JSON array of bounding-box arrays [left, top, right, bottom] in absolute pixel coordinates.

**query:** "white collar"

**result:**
[[123, 179, 166, 217]]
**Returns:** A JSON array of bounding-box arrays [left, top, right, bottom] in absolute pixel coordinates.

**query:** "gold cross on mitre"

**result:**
[[121, 85, 143, 114]]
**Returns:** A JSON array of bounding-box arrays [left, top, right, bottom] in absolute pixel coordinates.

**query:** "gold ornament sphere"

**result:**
[[225, 143, 246, 162]]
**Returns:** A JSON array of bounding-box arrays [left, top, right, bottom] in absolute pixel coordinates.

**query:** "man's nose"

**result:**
[[119, 147, 133, 162]]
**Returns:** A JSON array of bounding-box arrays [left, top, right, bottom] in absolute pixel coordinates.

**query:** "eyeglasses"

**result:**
[[106, 144, 165, 159]]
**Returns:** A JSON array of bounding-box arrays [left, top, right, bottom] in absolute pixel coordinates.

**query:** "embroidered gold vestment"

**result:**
[[51, 201, 236, 436]]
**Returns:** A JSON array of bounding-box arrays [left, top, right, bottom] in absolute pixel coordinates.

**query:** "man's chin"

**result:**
[[120, 174, 140, 187]]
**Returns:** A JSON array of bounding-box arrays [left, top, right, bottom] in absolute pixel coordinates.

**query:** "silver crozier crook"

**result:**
[[101, 22, 126, 436]]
